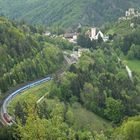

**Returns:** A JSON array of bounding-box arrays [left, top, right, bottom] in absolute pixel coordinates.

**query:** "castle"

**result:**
[[119, 8, 140, 21]]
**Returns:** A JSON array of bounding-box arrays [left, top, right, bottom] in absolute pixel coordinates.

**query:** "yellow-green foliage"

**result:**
[[114, 115, 140, 140]]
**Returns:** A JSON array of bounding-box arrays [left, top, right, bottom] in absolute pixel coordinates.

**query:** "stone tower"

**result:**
[[91, 28, 96, 39]]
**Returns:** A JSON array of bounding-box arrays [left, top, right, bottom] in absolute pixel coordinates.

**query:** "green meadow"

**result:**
[[126, 59, 140, 75]]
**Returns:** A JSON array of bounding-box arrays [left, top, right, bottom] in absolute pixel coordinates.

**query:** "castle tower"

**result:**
[[129, 8, 135, 15]]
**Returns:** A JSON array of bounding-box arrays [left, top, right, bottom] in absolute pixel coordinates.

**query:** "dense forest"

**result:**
[[0, 17, 75, 95], [49, 46, 140, 122], [0, 0, 140, 28]]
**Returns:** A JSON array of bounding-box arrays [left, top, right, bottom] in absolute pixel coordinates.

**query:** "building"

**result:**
[[63, 32, 77, 43], [125, 8, 135, 18], [119, 8, 140, 21], [96, 31, 104, 39], [78, 48, 89, 57], [90, 28, 109, 42], [44, 31, 51, 36], [130, 23, 134, 28], [91, 28, 97, 39]]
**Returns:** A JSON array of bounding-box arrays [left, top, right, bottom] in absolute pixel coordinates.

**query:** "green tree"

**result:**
[[104, 97, 125, 123], [114, 115, 140, 140]]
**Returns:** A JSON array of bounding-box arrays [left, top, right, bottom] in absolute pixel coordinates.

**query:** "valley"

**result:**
[[0, 3, 139, 140]]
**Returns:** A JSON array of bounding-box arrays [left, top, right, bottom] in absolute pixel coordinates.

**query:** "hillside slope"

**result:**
[[0, 17, 65, 93], [0, 0, 140, 27]]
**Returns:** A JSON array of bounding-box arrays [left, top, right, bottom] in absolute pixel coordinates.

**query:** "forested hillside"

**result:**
[[105, 16, 140, 60], [0, 0, 140, 27], [50, 47, 140, 123], [2, 44, 139, 140], [0, 17, 75, 94], [0, 16, 140, 139]]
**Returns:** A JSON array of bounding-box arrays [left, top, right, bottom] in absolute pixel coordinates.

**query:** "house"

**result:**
[[63, 32, 77, 43], [44, 31, 51, 36]]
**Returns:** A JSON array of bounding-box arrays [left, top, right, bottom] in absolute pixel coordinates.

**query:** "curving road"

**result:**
[[0, 76, 52, 126]]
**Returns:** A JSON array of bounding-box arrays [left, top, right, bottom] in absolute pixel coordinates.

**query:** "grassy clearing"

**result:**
[[43, 99, 112, 132], [71, 103, 112, 132], [125, 59, 140, 75], [8, 81, 51, 115]]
